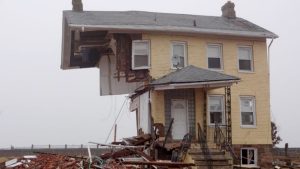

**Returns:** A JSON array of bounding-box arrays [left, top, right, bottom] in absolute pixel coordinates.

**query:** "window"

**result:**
[[238, 46, 253, 71], [240, 96, 256, 127], [132, 40, 150, 70], [241, 148, 257, 165], [207, 44, 223, 70], [208, 96, 224, 125], [171, 42, 187, 69]]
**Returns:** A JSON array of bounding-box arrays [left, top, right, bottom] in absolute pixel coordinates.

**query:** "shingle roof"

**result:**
[[151, 65, 240, 85], [63, 10, 278, 38]]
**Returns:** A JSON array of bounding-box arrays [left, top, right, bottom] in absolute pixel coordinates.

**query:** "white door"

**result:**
[[171, 99, 188, 140]]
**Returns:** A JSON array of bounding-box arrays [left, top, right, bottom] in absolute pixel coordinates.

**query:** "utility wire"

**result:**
[[104, 97, 128, 143]]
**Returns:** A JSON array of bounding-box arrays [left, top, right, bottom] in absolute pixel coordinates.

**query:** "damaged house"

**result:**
[[61, 1, 278, 168]]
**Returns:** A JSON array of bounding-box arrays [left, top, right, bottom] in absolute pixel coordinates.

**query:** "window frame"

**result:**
[[240, 148, 258, 166], [170, 41, 187, 69], [207, 95, 225, 126], [131, 40, 151, 70], [237, 46, 254, 72], [207, 43, 223, 71], [240, 96, 256, 128]]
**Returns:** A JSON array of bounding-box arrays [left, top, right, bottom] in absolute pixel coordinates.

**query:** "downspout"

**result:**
[[267, 38, 274, 145], [267, 38, 274, 69]]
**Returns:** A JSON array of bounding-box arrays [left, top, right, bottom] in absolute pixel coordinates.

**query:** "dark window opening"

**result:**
[[239, 60, 252, 71], [208, 58, 221, 69]]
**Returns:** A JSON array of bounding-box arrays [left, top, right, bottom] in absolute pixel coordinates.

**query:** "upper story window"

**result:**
[[238, 46, 253, 71], [171, 42, 187, 69], [207, 44, 223, 70], [132, 40, 150, 70], [241, 148, 257, 166], [240, 96, 256, 127], [208, 95, 225, 125]]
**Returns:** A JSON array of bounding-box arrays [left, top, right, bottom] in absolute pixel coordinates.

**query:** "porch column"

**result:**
[[225, 86, 232, 145], [203, 89, 207, 140]]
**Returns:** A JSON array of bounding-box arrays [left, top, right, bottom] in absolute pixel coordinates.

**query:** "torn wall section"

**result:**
[[130, 91, 151, 134], [99, 54, 143, 96]]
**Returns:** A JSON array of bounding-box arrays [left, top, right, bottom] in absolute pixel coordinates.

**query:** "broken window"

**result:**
[[207, 44, 223, 70], [171, 42, 187, 69], [238, 46, 253, 71], [132, 40, 150, 70], [241, 148, 257, 165], [208, 96, 224, 125], [240, 96, 256, 126]]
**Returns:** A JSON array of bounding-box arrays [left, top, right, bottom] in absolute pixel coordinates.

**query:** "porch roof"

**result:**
[[150, 65, 240, 90]]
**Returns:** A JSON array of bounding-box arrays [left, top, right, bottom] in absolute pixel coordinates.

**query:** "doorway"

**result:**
[[171, 99, 188, 140]]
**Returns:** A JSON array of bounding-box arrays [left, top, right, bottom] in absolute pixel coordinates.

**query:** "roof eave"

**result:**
[[68, 24, 278, 39], [152, 79, 240, 90]]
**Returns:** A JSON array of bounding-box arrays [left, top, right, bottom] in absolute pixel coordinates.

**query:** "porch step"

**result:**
[[197, 166, 232, 169], [233, 165, 260, 169], [191, 154, 231, 160], [188, 145, 233, 169], [194, 160, 231, 166], [189, 148, 225, 155], [191, 143, 218, 149]]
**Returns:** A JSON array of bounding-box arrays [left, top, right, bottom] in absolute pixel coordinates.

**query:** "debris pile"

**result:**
[[1, 133, 194, 169], [2, 153, 95, 169], [273, 157, 300, 169]]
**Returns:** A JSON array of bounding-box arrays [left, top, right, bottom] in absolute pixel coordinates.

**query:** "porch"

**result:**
[[158, 88, 232, 145], [150, 65, 240, 145]]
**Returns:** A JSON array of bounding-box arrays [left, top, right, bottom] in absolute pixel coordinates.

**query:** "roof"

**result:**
[[61, 10, 278, 69], [151, 65, 240, 86], [63, 10, 278, 38]]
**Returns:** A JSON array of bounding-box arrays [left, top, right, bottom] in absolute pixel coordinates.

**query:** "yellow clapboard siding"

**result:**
[[144, 33, 271, 145]]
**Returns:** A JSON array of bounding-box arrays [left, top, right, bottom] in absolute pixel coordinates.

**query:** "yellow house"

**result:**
[[61, 1, 278, 168]]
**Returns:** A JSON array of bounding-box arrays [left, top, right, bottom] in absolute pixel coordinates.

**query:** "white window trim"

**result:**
[[132, 40, 151, 70], [207, 95, 225, 126], [170, 41, 187, 69], [240, 148, 258, 166], [237, 45, 254, 72], [240, 96, 256, 128], [207, 43, 223, 71]]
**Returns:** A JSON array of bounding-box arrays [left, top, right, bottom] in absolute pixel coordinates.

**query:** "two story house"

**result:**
[[61, 1, 278, 168]]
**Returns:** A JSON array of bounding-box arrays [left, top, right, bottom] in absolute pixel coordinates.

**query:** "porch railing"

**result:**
[[213, 123, 227, 149], [197, 123, 213, 169], [163, 118, 174, 148], [214, 123, 240, 165]]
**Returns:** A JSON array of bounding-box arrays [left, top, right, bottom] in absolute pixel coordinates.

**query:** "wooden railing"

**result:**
[[197, 123, 213, 169], [214, 123, 240, 165], [163, 118, 174, 148]]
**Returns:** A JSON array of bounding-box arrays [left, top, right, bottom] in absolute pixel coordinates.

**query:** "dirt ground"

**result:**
[[0, 157, 9, 163]]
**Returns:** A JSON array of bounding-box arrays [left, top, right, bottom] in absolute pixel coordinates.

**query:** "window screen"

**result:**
[[209, 96, 224, 124], [238, 47, 253, 71], [240, 97, 255, 126], [207, 44, 222, 69], [172, 43, 186, 68], [132, 40, 150, 69]]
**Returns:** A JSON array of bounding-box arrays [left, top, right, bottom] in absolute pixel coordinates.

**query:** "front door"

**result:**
[[171, 99, 188, 140]]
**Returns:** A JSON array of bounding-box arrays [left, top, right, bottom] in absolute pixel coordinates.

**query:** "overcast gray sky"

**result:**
[[0, 0, 299, 148]]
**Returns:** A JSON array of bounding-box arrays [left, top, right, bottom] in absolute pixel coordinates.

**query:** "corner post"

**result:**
[[225, 86, 232, 145]]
